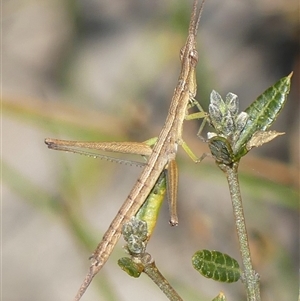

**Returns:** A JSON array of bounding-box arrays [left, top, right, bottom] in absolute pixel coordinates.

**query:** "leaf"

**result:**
[[118, 257, 144, 278], [208, 136, 249, 165], [233, 72, 292, 154], [233, 112, 249, 143], [209, 91, 239, 136], [122, 218, 148, 254], [192, 250, 241, 283], [122, 218, 148, 243], [208, 136, 236, 165], [126, 235, 147, 254], [246, 130, 285, 150]]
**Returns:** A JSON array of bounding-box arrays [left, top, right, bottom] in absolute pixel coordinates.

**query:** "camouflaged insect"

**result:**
[[207, 73, 292, 165]]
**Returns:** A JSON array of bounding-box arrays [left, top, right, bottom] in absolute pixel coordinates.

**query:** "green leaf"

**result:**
[[192, 250, 241, 283], [233, 72, 292, 154], [118, 257, 144, 278], [208, 135, 249, 164], [122, 218, 148, 255], [208, 136, 236, 165]]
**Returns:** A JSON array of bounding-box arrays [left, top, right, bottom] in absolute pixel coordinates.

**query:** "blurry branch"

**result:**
[[2, 96, 130, 140]]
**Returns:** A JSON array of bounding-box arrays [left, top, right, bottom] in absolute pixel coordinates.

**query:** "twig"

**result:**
[[141, 253, 184, 301], [218, 162, 261, 301]]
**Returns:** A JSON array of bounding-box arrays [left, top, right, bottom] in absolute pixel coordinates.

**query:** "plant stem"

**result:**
[[141, 253, 184, 301], [218, 162, 261, 301]]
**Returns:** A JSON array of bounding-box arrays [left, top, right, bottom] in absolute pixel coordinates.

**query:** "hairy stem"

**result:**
[[218, 162, 261, 301], [141, 254, 184, 301]]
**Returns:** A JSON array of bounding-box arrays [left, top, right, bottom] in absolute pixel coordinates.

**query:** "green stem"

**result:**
[[218, 162, 261, 301]]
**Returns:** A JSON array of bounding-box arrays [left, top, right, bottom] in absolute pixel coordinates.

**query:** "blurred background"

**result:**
[[2, 0, 299, 300]]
